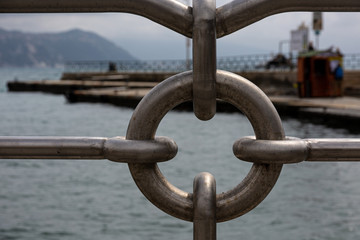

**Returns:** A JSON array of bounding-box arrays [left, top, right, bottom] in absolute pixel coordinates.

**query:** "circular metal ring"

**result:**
[[126, 70, 284, 222]]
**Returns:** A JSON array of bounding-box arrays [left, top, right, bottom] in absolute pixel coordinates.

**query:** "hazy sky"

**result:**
[[1, 0, 360, 60]]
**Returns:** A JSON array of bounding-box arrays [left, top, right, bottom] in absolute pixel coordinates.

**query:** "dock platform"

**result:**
[[269, 96, 360, 119], [6, 71, 360, 127], [7, 80, 157, 94], [66, 87, 151, 109], [66, 85, 360, 120]]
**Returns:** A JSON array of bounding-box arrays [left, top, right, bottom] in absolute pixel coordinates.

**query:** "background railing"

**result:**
[[64, 53, 360, 73], [344, 53, 360, 70]]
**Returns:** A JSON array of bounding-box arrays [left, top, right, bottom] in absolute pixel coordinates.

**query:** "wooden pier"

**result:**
[[6, 71, 360, 125], [66, 86, 360, 118], [7, 80, 157, 94], [66, 87, 151, 109]]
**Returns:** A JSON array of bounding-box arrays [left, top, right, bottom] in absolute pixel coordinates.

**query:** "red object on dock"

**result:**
[[297, 50, 343, 97]]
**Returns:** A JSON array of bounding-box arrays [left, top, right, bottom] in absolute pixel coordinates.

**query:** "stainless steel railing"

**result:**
[[1, 1, 360, 239]]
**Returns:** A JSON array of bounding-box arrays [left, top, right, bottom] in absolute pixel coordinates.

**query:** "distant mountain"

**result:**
[[0, 28, 136, 67]]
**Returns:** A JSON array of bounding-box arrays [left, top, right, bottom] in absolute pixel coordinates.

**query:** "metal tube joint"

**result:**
[[234, 137, 360, 164], [0, 136, 178, 163]]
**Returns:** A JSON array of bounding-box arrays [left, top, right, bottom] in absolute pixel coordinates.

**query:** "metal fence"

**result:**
[[64, 54, 288, 73], [344, 53, 360, 70], [64, 53, 360, 73], [2, 0, 360, 240], [64, 59, 190, 73]]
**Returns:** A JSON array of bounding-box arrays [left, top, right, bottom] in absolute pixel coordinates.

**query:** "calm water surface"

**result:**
[[1, 68, 360, 240]]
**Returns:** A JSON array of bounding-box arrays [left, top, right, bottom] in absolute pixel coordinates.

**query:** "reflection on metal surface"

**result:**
[[193, 0, 216, 120], [126, 70, 284, 222], [0, 0, 193, 37], [2, 0, 360, 38], [0, 136, 177, 163], [193, 172, 216, 240], [235, 137, 360, 163]]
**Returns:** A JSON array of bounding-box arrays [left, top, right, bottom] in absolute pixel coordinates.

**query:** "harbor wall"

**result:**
[[61, 70, 299, 95], [61, 70, 360, 96]]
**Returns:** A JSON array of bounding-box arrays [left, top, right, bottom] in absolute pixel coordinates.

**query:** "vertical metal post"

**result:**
[[193, 172, 216, 240], [193, 0, 217, 120]]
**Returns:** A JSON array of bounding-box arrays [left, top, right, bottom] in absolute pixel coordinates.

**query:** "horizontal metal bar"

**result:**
[[0, 136, 106, 159], [306, 139, 360, 162], [104, 136, 177, 163], [0, 136, 177, 163], [0, 0, 193, 37], [2, 0, 360, 38], [233, 137, 360, 164], [216, 0, 360, 37]]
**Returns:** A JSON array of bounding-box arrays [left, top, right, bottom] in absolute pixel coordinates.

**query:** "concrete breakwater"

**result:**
[[8, 70, 299, 95], [8, 70, 299, 110], [10, 70, 360, 96], [7, 70, 360, 127]]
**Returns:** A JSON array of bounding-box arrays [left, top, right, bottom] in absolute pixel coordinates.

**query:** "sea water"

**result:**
[[1, 67, 360, 240]]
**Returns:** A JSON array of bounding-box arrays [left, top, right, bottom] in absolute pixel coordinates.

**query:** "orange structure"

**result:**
[[297, 50, 343, 97]]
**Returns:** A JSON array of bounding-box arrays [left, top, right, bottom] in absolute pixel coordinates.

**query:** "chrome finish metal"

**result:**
[[193, 0, 216, 120], [306, 139, 360, 161], [104, 136, 177, 163], [126, 70, 284, 222], [193, 172, 216, 240], [234, 137, 360, 163], [0, 136, 177, 163], [234, 137, 308, 164], [3, 1, 360, 238], [0, 136, 105, 159], [216, 0, 360, 37], [0, 0, 193, 38], [2, 0, 360, 38]]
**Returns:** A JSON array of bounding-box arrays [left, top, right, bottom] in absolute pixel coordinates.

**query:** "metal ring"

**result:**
[[126, 70, 284, 222]]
